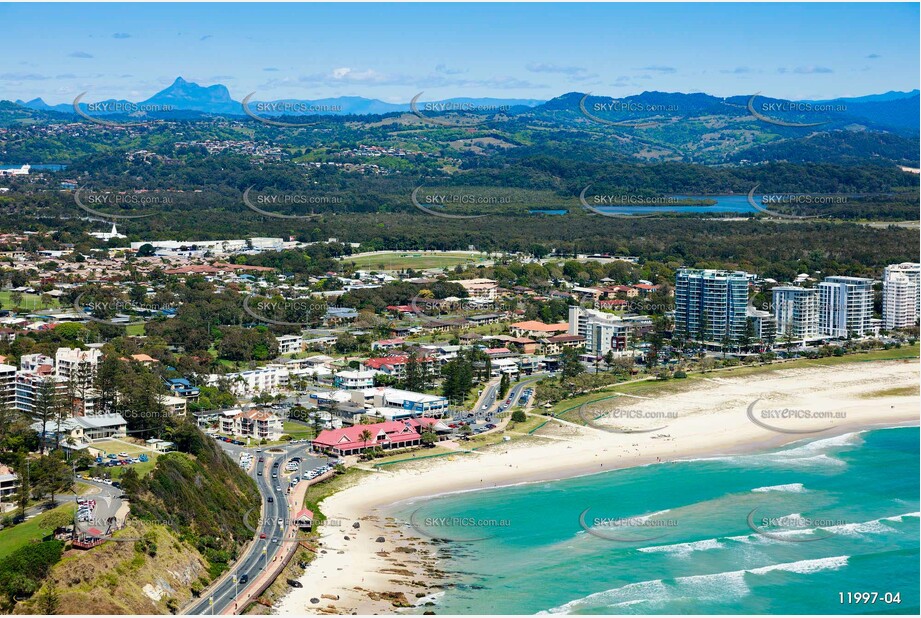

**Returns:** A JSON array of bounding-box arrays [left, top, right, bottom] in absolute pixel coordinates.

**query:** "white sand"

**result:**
[[275, 359, 919, 615]]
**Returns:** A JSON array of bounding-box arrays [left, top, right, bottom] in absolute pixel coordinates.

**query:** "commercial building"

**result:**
[[771, 286, 820, 343], [312, 420, 423, 457], [818, 276, 875, 338], [674, 269, 750, 345], [31, 413, 128, 450], [352, 386, 450, 418]]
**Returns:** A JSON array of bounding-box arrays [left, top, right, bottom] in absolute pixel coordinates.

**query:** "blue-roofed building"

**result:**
[[165, 377, 201, 401]]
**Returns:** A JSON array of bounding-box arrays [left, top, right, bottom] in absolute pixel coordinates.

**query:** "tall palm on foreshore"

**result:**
[[359, 429, 373, 452]]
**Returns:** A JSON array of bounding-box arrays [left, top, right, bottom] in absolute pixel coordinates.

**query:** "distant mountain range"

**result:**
[[8, 77, 918, 133], [14, 76, 544, 117]]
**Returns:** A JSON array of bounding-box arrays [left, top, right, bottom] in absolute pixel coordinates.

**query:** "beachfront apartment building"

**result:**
[[674, 269, 750, 345], [885, 263, 921, 314], [818, 276, 875, 338], [15, 371, 68, 415], [55, 347, 102, 388], [746, 306, 777, 343], [771, 286, 820, 343], [567, 306, 630, 356], [0, 363, 15, 409], [883, 263, 920, 329]]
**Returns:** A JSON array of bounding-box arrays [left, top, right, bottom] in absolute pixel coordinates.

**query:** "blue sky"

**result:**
[[0, 3, 917, 104]]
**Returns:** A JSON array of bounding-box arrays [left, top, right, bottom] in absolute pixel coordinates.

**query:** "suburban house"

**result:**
[[165, 377, 200, 401], [311, 420, 423, 456]]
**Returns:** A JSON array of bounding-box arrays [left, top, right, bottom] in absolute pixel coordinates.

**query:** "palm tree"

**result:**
[[359, 429, 373, 452]]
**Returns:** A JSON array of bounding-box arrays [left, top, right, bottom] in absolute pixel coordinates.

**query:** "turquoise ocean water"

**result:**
[[392, 427, 919, 614]]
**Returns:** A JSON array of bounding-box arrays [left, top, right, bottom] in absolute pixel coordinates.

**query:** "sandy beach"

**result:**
[[274, 358, 919, 615]]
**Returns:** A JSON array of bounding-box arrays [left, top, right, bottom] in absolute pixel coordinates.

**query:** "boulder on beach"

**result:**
[[310, 598, 320, 604], [352, 522, 360, 529], [321, 593, 340, 600], [376, 536, 385, 543]]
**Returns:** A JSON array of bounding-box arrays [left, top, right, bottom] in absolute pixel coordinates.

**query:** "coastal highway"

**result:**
[[185, 441, 324, 615]]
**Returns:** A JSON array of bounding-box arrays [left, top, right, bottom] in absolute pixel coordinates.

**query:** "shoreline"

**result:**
[[274, 359, 919, 615]]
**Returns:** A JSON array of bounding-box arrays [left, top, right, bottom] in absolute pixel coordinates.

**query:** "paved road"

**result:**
[[184, 439, 325, 615]]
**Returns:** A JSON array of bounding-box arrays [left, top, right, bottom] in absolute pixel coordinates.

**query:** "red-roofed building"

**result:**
[[385, 305, 414, 315], [371, 338, 405, 351], [363, 354, 436, 378], [604, 285, 639, 298], [632, 283, 663, 295], [294, 508, 314, 530], [509, 320, 569, 338], [484, 347, 514, 359], [312, 421, 422, 456]]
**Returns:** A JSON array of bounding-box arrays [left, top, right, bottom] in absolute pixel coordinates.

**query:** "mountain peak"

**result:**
[[142, 77, 239, 114]]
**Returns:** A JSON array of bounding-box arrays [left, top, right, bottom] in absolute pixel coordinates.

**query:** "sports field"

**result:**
[[341, 251, 489, 271]]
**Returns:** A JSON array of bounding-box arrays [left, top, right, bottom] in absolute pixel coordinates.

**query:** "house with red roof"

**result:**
[[312, 420, 422, 456]]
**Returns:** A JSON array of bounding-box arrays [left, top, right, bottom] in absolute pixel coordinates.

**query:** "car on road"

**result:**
[[239, 574, 249, 584], [267, 496, 273, 503], [277, 518, 284, 525], [485, 423, 497, 429], [257, 470, 262, 476], [260, 532, 267, 539]]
